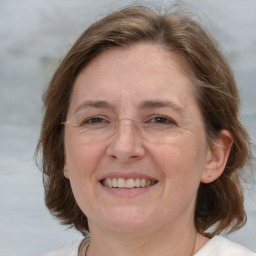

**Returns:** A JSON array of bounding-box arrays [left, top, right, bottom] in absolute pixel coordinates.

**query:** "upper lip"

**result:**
[[98, 172, 158, 182]]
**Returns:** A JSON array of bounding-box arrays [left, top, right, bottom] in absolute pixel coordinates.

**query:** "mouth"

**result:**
[[100, 177, 158, 189]]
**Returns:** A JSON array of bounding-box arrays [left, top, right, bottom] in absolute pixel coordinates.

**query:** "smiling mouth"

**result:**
[[101, 177, 158, 189]]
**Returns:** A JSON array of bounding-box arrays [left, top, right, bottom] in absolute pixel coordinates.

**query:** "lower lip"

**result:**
[[99, 183, 156, 197]]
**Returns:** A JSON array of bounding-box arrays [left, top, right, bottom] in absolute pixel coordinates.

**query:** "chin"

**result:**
[[91, 207, 156, 234], [106, 219, 153, 234]]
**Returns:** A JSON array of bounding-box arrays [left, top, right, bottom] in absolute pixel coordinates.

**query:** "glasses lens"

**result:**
[[65, 114, 185, 144]]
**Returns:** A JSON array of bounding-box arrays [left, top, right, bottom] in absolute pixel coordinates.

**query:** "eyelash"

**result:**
[[85, 117, 108, 123], [146, 115, 176, 125], [81, 115, 176, 126], [80, 116, 109, 126]]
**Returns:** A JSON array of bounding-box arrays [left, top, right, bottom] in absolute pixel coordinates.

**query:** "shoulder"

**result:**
[[195, 236, 256, 256], [40, 239, 85, 256]]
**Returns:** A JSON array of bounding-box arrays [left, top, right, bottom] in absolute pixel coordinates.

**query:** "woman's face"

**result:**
[[64, 43, 213, 235]]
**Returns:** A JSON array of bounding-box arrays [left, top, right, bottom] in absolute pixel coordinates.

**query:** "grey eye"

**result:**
[[148, 116, 175, 125], [80, 116, 110, 127], [86, 117, 107, 123]]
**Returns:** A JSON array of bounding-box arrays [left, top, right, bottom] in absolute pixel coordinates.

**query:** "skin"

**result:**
[[64, 43, 232, 256]]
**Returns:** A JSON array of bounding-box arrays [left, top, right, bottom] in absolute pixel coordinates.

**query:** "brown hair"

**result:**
[[36, 5, 254, 237]]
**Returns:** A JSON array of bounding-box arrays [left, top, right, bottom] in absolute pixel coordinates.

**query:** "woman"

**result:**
[[37, 5, 255, 256]]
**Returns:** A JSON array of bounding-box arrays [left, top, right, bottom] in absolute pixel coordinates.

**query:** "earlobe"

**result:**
[[201, 130, 233, 184], [63, 149, 70, 179], [64, 164, 70, 179]]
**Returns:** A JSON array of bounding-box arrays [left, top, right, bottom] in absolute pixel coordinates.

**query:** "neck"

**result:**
[[87, 221, 204, 256]]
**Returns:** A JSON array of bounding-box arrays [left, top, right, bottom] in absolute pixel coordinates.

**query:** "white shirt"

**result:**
[[195, 236, 256, 256], [40, 236, 256, 256]]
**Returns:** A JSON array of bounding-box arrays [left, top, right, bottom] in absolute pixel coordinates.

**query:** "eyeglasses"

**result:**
[[62, 114, 185, 143]]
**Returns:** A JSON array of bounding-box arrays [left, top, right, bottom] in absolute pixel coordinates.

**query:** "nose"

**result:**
[[106, 119, 145, 162]]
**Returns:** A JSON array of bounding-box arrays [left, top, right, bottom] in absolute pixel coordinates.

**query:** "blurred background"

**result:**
[[0, 0, 255, 255]]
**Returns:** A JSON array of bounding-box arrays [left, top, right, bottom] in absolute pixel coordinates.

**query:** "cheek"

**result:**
[[65, 131, 105, 175], [148, 134, 207, 185], [64, 136, 106, 213]]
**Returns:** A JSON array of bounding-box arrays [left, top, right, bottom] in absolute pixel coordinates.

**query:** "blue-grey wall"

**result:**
[[0, 1, 255, 255]]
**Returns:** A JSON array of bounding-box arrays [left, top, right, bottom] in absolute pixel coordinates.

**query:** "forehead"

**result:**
[[68, 43, 199, 117]]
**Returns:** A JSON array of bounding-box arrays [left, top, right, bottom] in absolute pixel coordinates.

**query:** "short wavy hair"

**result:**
[[36, 5, 254, 237]]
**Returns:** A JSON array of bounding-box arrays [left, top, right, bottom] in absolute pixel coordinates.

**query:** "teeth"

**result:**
[[117, 178, 126, 188], [134, 178, 140, 187], [102, 177, 156, 189], [108, 178, 113, 187], [112, 178, 118, 187], [103, 179, 108, 186], [126, 178, 135, 188]]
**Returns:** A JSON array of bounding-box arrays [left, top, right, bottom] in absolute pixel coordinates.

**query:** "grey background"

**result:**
[[0, 0, 255, 255]]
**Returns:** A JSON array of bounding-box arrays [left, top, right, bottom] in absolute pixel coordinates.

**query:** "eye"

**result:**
[[87, 117, 106, 123], [81, 116, 109, 126], [146, 116, 176, 125]]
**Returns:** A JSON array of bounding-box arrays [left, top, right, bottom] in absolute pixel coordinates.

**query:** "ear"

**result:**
[[63, 149, 70, 179], [201, 130, 233, 184], [63, 163, 70, 179]]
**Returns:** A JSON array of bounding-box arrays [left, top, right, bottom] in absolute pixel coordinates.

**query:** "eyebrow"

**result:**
[[73, 100, 115, 114], [73, 99, 184, 115], [139, 100, 185, 114]]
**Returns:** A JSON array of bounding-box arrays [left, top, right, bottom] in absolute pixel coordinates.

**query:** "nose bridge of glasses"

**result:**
[[114, 118, 141, 131]]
